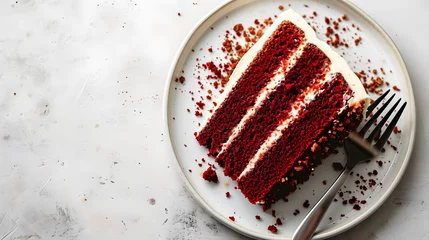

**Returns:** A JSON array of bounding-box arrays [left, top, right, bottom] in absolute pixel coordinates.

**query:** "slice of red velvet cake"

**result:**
[[196, 9, 369, 204]]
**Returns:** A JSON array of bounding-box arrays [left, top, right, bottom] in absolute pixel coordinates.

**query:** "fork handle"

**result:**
[[292, 167, 351, 240]]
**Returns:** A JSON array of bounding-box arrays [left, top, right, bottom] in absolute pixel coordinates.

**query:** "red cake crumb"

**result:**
[[195, 111, 202, 117], [233, 24, 244, 36], [268, 225, 278, 233], [304, 4, 309, 7], [377, 160, 383, 167], [324, 17, 330, 24], [271, 210, 276, 217], [278, 5, 284, 10], [393, 85, 401, 91], [353, 205, 361, 210], [196, 101, 205, 109], [255, 215, 261, 220], [202, 167, 219, 183], [229, 216, 235, 221], [342, 14, 348, 20], [303, 200, 310, 208], [322, 180, 327, 185], [361, 200, 367, 204], [225, 192, 231, 198], [325, 27, 334, 37], [354, 37, 362, 46], [208, 47, 213, 53], [276, 218, 283, 225], [188, 169, 192, 173], [313, 11, 317, 17], [177, 12, 181, 16], [293, 209, 300, 216], [175, 76, 186, 84], [332, 162, 344, 171]]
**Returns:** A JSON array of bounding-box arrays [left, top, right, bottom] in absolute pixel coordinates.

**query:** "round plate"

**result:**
[[163, 0, 416, 239]]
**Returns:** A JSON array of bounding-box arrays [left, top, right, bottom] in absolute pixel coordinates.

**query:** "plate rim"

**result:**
[[163, 0, 417, 239]]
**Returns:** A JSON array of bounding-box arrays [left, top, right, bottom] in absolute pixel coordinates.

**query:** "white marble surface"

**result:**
[[0, 0, 428, 239]]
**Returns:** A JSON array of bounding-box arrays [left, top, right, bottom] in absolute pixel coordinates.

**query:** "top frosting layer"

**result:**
[[217, 9, 369, 112]]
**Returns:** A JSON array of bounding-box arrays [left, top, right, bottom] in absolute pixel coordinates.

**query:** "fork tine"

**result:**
[[366, 89, 391, 118], [367, 99, 401, 142], [359, 94, 395, 136], [375, 102, 407, 150]]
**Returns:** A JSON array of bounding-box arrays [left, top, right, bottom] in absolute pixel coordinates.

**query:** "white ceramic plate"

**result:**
[[164, 0, 416, 239]]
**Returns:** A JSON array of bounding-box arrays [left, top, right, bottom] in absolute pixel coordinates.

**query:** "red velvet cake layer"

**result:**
[[196, 22, 305, 156], [237, 74, 352, 203], [218, 44, 330, 179]]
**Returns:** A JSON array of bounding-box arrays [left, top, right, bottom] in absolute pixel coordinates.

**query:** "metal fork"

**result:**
[[293, 90, 407, 240]]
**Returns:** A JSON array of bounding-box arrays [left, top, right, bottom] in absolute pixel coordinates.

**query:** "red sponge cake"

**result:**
[[195, 9, 369, 205]]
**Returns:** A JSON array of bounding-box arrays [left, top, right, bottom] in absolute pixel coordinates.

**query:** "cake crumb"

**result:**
[[354, 37, 362, 46], [233, 24, 244, 35], [332, 162, 344, 171], [393, 126, 401, 134], [229, 216, 235, 221], [268, 225, 278, 233], [178, 12, 181, 16], [293, 209, 300, 216], [393, 85, 401, 91], [225, 192, 231, 198], [202, 167, 219, 183], [303, 200, 310, 208], [255, 215, 261, 220], [276, 218, 283, 225], [278, 5, 284, 10], [324, 17, 330, 24]]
